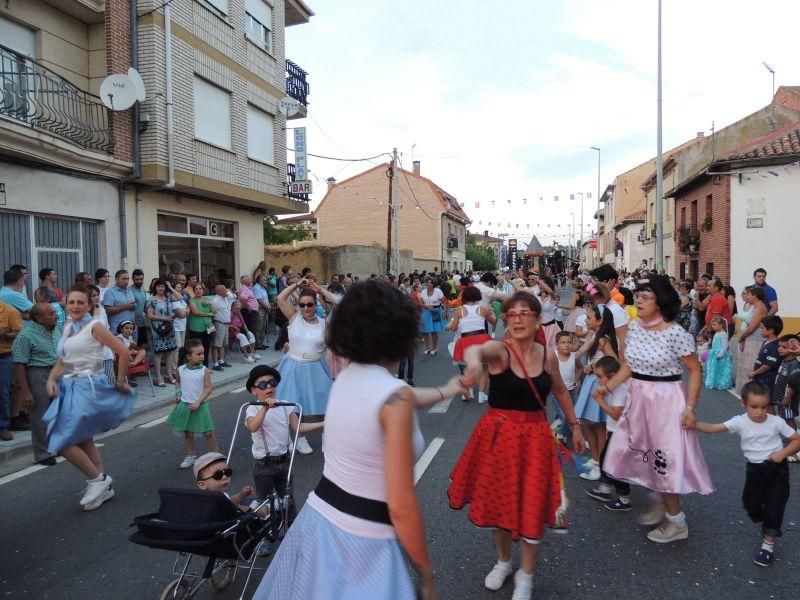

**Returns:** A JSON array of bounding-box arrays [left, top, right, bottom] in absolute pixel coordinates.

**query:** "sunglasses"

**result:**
[[199, 467, 233, 481], [297, 302, 315, 308], [256, 379, 279, 390]]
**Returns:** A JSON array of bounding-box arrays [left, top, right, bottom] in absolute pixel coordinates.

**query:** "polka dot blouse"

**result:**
[[625, 320, 695, 377]]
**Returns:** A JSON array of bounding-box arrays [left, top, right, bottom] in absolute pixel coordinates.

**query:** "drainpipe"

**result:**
[[164, 1, 175, 188], [117, 184, 128, 269], [136, 189, 143, 267]]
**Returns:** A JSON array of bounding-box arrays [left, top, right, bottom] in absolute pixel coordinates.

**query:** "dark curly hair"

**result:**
[[326, 280, 418, 363], [461, 286, 482, 303], [635, 274, 680, 322]]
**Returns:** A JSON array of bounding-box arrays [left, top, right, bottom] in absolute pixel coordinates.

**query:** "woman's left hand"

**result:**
[[443, 374, 469, 399], [571, 428, 586, 454], [116, 380, 133, 395], [681, 407, 696, 429]]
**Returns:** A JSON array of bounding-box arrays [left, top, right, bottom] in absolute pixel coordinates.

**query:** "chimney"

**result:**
[[412, 160, 421, 175], [696, 131, 705, 138], [326, 177, 337, 190]]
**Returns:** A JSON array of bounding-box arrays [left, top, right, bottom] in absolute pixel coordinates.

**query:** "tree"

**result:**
[[466, 234, 498, 271], [263, 215, 311, 245]]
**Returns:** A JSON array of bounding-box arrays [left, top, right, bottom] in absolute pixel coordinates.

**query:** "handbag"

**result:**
[[501, 340, 570, 529], [205, 322, 216, 335], [431, 307, 442, 323], [151, 301, 174, 336]]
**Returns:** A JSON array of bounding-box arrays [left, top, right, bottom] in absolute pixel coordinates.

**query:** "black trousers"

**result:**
[[398, 353, 415, 380], [742, 460, 790, 537], [274, 310, 289, 350], [254, 457, 296, 521], [599, 431, 631, 496]]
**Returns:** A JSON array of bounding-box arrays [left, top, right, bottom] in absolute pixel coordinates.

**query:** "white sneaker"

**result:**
[[244, 356, 256, 363], [579, 466, 601, 481], [179, 455, 196, 469], [295, 435, 313, 455], [484, 561, 513, 591], [585, 458, 599, 469], [478, 391, 489, 404], [254, 353, 262, 360], [80, 475, 113, 506], [511, 569, 534, 600], [646, 519, 689, 543], [83, 486, 115, 511]]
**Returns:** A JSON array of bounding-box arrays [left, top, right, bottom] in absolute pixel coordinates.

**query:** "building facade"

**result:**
[[314, 162, 471, 273]]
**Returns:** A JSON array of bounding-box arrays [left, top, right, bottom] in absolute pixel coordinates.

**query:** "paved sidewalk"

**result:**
[[0, 345, 284, 467]]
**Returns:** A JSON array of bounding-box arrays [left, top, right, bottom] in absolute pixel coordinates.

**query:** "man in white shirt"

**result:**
[[211, 284, 235, 370]]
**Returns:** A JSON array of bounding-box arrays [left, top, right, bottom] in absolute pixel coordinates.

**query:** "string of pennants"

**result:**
[[460, 192, 593, 210]]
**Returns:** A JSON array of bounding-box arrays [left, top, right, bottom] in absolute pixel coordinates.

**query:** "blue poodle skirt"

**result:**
[[275, 355, 333, 416], [573, 373, 606, 424], [420, 307, 445, 333], [43, 374, 135, 453], [251, 503, 415, 600]]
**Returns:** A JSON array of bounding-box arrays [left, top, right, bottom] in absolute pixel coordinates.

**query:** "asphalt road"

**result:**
[[1, 327, 799, 600]]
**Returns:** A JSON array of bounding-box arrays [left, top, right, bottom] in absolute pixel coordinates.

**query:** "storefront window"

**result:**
[[158, 235, 199, 278], [200, 238, 235, 288], [157, 212, 235, 285], [157, 213, 188, 234], [188, 217, 208, 236]]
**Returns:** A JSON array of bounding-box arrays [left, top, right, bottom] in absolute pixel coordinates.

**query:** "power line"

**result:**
[[287, 148, 392, 163], [138, 0, 177, 19], [397, 157, 437, 220]]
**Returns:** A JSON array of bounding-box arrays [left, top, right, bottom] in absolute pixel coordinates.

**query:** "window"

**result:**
[[247, 105, 275, 165], [705, 194, 712, 220], [680, 206, 686, 228], [193, 77, 231, 149], [246, 0, 273, 52], [690, 200, 698, 229], [705, 262, 714, 276], [202, 0, 229, 15], [679, 262, 686, 279]]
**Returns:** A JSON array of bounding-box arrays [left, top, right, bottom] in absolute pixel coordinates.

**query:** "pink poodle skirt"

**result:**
[[604, 377, 714, 495], [541, 321, 561, 349]]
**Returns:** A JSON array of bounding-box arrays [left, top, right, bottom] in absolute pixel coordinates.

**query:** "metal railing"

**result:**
[[0, 43, 114, 154], [286, 163, 310, 202], [285, 59, 309, 107]]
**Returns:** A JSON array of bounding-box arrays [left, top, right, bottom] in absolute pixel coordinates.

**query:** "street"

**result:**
[[1, 330, 799, 600]]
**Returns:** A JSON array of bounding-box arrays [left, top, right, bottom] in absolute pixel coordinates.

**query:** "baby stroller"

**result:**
[[130, 401, 302, 600]]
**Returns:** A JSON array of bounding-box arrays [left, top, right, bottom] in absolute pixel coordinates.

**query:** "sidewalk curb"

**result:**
[[0, 357, 281, 469]]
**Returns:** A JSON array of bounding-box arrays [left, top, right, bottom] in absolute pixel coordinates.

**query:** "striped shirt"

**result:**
[[11, 321, 60, 367]]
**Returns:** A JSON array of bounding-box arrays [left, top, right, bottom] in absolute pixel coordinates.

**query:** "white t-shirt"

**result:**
[[724, 414, 796, 463], [557, 352, 578, 390], [171, 299, 188, 332], [606, 300, 629, 329], [605, 383, 628, 433], [245, 404, 294, 458], [575, 313, 587, 332], [211, 291, 235, 324], [421, 287, 444, 307]]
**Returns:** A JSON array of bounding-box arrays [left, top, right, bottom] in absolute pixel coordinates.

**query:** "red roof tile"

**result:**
[[723, 120, 800, 161]]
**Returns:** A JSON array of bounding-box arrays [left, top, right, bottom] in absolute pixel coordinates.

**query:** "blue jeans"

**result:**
[[0, 355, 12, 430]]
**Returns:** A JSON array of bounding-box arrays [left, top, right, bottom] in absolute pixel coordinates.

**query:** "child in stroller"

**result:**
[[193, 452, 263, 514]]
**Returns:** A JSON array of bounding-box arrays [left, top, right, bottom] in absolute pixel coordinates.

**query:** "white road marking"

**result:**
[[232, 386, 247, 394], [139, 416, 168, 429], [727, 389, 741, 400], [428, 398, 453, 414], [414, 437, 445, 485], [0, 464, 47, 486]]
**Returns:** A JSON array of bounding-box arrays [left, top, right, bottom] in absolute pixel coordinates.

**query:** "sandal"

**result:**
[[164, 376, 176, 385], [154, 380, 166, 387]]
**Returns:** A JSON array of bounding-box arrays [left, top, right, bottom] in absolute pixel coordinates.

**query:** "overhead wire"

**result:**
[[397, 156, 437, 221]]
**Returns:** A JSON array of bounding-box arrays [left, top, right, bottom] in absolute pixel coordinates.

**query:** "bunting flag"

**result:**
[[523, 199, 528, 204], [491, 200, 496, 206], [475, 201, 480, 208], [569, 194, 575, 201], [539, 196, 543, 202], [554, 196, 559, 202], [587, 192, 592, 199]]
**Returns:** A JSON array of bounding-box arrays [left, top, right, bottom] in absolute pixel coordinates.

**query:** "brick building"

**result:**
[[315, 162, 472, 272]]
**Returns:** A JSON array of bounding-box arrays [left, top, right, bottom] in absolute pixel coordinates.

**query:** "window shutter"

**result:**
[[193, 77, 231, 149], [205, 0, 229, 14], [247, 106, 275, 165], [245, 0, 272, 27], [0, 16, 35, 56]]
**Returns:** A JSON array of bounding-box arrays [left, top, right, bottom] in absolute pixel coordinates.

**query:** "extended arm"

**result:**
[[694, 422, 727, 434]]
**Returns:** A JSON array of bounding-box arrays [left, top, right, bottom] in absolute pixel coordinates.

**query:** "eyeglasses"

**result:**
[[635, 292, 656, 301], [199, 467, 233, 481], [297, 302, 315, 308], [256, 379, 279, 390], [504, 310, 535, 320]]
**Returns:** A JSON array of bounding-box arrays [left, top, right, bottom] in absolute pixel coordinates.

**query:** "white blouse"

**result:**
[[421, 287, 444, 307], [624, 320, 695, 377]]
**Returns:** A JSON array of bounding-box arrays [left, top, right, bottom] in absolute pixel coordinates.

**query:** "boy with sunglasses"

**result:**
[[194, 452, 257, 513]]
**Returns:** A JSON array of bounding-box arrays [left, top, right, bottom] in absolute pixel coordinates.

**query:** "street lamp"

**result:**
[[569, 211, 576, 263], [590, 146, 601, 251]]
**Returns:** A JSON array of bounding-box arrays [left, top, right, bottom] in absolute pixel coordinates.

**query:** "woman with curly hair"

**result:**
[[254, 279, 464, 600], [595, 274, 713, 544]]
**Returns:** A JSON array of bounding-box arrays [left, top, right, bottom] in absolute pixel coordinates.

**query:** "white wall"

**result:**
[[730, 166, 800, 328]]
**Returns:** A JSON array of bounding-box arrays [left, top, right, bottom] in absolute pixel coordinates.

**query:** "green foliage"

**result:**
[[466, 234, 499, 271], [263, 215, 311, 245]]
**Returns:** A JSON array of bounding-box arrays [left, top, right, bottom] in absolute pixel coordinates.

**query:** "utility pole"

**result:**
[[386, 148, 399, 275], [655, 0, 664, 270]]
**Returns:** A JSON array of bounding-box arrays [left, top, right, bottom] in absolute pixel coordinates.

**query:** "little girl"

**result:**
[[705, 315, 734, 390], [116, 321, 146, 368], [230, 301, 261, 363], [166, 339, 219, 470], [696, 330, 711, 376]]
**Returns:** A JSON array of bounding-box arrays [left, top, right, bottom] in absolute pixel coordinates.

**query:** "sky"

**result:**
[[285, 0, 800, 249]]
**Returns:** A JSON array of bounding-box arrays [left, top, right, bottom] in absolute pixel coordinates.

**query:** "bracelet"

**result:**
[[685, 405, 695, 411], [568, 420, 580, 426], [436, 387, 444, 401]]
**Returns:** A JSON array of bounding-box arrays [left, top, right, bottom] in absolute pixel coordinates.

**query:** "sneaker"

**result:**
[[83, 486, 115, 511], [754, 548, 774, 567], [478, 391, 489, 404], [579, 466, 601, 481], [256, 539, 274, 557], [406, 379, 415, 387], [212, 365, 223, 372], [484, 561, 513, 591], [80, 474, 113, 506], [585, 458, 598, 469], [511, 569, 534, 600], [179, 455, 196, 469], [220, 361, 232, 368], [295, 436, 313, 455], [637, 502, 667, 526], [646, 519, 688, 544], [585, 487, 612, 502], [254, 353, 262, 360], [244, 356, 255, 363], [605, 498, 632, 512]]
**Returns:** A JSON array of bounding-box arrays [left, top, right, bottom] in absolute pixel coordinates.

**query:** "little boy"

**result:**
[[587, 356, 631, 511], [772, 334, 800, 428], [694, 381, 800, 567], [749, 315, 783, 399], [551, 331, 581, 442], [193, 452, 257, 513]]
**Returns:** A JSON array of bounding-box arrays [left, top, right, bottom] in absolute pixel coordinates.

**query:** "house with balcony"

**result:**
[[0, 0, 313, 286], [314, 161, 471, 272], [612, 210, 646, 273]]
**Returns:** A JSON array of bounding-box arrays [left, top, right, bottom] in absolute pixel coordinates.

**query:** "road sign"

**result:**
[[289, 180, 312, 195]]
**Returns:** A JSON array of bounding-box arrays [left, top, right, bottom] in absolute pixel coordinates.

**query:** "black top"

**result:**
[[488, 346, 552, 412]]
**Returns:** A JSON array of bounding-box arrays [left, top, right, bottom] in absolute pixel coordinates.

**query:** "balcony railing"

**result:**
[[0, 43, 114, 155], [287, 163, 310, 202], [285, 59, 309, 107]]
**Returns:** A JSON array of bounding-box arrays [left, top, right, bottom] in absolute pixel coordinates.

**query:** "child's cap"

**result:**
[[193, 452, 226, 480], [245, 365, 281, 392]]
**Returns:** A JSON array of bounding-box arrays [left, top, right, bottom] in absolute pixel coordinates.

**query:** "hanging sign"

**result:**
[[294, 127, 308, 180]]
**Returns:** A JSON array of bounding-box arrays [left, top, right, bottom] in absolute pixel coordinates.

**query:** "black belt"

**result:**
[[461, 330, 487, 338], [256, 453, 288, 465], [0, 352, 11, 358], [631, 372, 682, 382], [541, 320, 556, 327], [314, 475, 391, 525]]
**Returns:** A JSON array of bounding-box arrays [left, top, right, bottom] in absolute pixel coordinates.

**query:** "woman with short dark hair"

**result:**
[[419, 276, 445, 355], [254, 280, 463, 600]]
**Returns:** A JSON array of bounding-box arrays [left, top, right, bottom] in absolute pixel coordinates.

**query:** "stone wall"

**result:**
[[265, 244, 413, 281]]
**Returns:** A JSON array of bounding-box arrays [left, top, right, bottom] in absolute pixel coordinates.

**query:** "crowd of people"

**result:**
[[2, 258, 799, 599]]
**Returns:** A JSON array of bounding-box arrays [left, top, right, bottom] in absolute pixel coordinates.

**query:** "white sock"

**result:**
[[618, 495, 631, 505], [515, 569, 533, 584], [88, 474, 105, 483], [597, 483, 613, 493], [496, 559, 511, 569], [761, 538, 775, 551], [665, 511, 686, 525]]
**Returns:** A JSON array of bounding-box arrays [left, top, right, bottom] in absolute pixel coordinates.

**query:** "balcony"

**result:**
[[447, 236, 459, 250], [678, 226, 700, 254], [287, 163, 310, 202], [0, 43, 114, 155], [285, 59, 309, 119]]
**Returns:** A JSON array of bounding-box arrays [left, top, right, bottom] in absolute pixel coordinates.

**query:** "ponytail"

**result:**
[[588, 305, 619, 358]]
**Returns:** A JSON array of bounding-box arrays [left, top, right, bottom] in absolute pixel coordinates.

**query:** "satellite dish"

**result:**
[[279, 96, 301, 117], [127, 68, 147, 102], [99, 74, 137, 110]]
